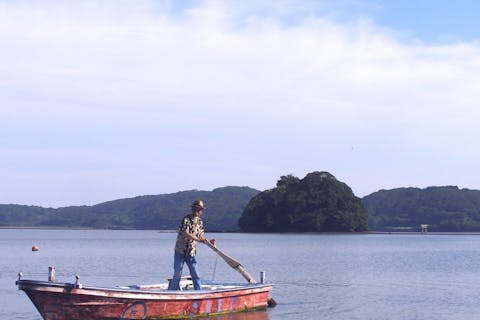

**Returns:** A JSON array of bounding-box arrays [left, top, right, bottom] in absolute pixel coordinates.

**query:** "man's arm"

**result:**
[[181, 230, 207, 243]]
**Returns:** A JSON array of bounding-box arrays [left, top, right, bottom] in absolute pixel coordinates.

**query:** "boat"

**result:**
[[16, 241, 275, 320], [16, 274, 273, 320]]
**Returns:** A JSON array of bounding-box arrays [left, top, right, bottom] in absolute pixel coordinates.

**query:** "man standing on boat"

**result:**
[[169, 200, 213, 290]]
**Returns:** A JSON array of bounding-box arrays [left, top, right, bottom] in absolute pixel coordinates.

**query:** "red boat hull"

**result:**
[[17, 280, 273, 320]]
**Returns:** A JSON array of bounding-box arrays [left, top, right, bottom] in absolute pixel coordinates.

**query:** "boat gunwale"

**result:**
[[16, 279, 273, 298]]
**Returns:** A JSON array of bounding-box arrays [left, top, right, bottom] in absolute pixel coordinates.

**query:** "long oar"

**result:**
[[204, 240, 256, 284]]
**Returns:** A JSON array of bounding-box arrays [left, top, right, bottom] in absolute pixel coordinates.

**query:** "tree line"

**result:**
[[0, 187, 259, 231], [3, 173, 480, 232], [363, 186, 480, 231]]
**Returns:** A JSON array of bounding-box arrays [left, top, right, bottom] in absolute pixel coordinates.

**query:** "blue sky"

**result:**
[[353, 0, 480, 42], [1, 0, 480, 207]]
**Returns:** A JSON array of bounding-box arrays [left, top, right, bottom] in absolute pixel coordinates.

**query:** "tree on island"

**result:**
[[238, 171, 368, 232]]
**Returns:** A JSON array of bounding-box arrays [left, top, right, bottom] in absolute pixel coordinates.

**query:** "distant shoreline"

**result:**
[[368, 231, 480, 235], [2, 226, 480, 235], [0, 226, 177, 232], [0, 226, 95, 230]]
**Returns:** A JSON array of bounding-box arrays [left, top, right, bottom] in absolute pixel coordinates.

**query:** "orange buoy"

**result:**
[[32, 244, 39, 251]]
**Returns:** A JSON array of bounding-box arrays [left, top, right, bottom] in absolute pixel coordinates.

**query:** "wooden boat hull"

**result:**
[[16, 279, 273, 320]]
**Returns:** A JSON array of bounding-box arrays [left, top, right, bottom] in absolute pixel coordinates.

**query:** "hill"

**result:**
[[363, 186, 480, 231], [0, 187, 259, 231], [6, 182, 480, 233], [239, 172, 368, 232]]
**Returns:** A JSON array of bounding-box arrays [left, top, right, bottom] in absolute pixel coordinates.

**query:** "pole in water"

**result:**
[[260, 271, 266, 284], [48, 266, 55, 282], [260, 270, 277, 308], [75, 275, 82, 288]]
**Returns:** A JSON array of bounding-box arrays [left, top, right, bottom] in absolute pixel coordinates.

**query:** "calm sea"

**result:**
[[2, 229, 480, 319]]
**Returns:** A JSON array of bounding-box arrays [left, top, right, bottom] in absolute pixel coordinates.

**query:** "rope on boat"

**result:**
[[211, 255, 219, 281]]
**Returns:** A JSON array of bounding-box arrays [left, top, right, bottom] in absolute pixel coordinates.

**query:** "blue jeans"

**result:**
[[169, 251, 201, 290]]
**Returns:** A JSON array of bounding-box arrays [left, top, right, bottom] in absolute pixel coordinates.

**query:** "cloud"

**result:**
[[1, 1, 480, 206]]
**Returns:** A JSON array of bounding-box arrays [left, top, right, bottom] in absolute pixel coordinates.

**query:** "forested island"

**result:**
[[2, 172, 480, 232], [239, 172, 367, 232]]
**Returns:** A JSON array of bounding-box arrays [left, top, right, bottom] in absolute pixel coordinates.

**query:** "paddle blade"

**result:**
[[204, 240, 256, 284]]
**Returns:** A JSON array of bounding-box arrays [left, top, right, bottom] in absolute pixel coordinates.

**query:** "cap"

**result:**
[[191, 200, 205, 211]]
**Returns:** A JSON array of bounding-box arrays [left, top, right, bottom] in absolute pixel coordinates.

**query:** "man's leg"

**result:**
[[185, 255, 201, 290], [168, 251, 185, 290]]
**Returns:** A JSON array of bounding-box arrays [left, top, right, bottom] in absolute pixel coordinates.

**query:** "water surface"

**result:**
[[2, 229, 480, 319]]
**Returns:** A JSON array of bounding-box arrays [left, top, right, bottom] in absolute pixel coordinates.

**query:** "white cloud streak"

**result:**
[[1, 1, 480, 206]]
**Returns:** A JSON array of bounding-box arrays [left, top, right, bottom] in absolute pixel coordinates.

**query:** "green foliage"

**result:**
[[0, 204, 55, 227], [0, 187, 259, 231], [239, 171, 368, 232], [363, 186, 480, 231]]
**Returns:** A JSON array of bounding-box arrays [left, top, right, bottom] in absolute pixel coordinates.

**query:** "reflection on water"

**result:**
[[205, 311, 269, 320]]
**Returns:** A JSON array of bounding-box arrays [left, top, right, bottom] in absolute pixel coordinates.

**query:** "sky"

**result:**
[[1, 0, 480, 207]]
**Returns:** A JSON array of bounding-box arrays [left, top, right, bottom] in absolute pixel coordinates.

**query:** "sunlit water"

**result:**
[[2, 229, 480, 319]]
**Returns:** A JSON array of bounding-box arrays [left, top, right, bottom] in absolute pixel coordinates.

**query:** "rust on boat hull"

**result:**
[[16, 280, 273, 320]]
